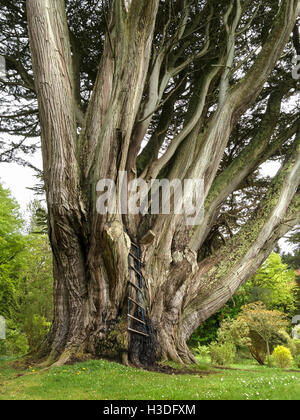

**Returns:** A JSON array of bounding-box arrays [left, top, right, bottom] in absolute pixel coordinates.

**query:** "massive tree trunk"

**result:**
[[26, 0, 300, 366]]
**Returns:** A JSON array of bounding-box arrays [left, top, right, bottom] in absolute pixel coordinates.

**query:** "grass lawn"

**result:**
[[0, 357, 299, 400]]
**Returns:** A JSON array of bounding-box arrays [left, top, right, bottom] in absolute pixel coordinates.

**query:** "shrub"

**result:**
[[294, 354, 300, 369], [278, 330, 298, 356], [237, 302, 289, 365], [195, 345, 210, 361], [217, 318, 250, 347], [265, 355, 276, 368], [23, 315, 51, 353], [272, 346, 293, 369], [0, 319, 28, 356], [209, 342, 236, 366], [292, 339, 300, 356]]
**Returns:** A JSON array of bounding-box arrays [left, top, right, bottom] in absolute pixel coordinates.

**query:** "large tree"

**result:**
[[0, 0, 299, 366]]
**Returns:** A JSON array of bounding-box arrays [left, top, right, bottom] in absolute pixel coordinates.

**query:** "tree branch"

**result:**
[[142, 61, 222, 180], [231, 0, 300, 117], [182, 139, 300, 339], [189, 85, 298, 251]]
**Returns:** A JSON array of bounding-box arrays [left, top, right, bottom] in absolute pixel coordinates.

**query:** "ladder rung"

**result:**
[[128, 327, 149, 337], [128, 297, 146, 310], [131, 242, 139, 249], [128, 314, 146, 325], [130, 265, 143, 277], [129, 252, 141, 263], [128, 281, 143, 294]]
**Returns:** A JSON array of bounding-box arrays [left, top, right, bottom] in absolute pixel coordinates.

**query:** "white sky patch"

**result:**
[[259, 160, 281, 178], [279, 237, 296, 255], [0, 55, 6, 81], [123, 0, 131, 12], [259, 160, 296, 254], [0, 149, 43, 220]]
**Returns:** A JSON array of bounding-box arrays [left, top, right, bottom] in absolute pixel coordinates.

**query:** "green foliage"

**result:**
[[189, 290, 247, 347], [272, 346, 293, 369], [16, 234, 53, 324], [265, 355, 276, 368], [22, 315, 51, 353], [0, 183, 25, 318], [26, 200, 48, 234], [0, 319, 28, 356], [0, 186, 53, 356], [0, 232, 53, 354], [0, 183, 24, 257], [291, 339, 300, 356], [188, 315, 219, 347], [278, 330, 298, 357], [195, 345, 210, 361], [209, 342, 236, 366], [12, 234, 53, 353], [294, 354, 300, 368], [237, 302, 289, 365], [282, 230, 300, 270], [245, 253, 297, 313], [217, 318, 251, 348], [0, 276, 16, 319], [198, 301, 291, 366], [190, 253, 297, 349], [282, 250, 300, 271]]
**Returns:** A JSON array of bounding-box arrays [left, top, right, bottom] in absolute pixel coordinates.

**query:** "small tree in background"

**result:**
[[16, 234, 53, 352], [245, 253, 297, 313], [282, 231, 300, 270], [0, 183, 25, 319], [238, 302, 289, 365], [0, 188, 53, 356]]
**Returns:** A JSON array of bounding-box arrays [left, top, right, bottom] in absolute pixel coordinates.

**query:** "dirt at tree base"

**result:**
[[144, 363, 218, 376]]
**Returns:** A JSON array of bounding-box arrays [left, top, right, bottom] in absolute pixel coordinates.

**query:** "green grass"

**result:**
[[0, 358, 299, 400]]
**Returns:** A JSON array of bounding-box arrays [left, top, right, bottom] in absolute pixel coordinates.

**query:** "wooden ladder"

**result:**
[[127, 241, 149, 338]]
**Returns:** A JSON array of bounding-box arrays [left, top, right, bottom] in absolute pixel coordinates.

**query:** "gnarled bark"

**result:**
[[26, 0, 300, 366]]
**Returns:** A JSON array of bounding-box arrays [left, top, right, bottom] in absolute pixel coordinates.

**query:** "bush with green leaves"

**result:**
[[0, 186, 53, 356], [245, 253, 297, 313], [195, 344, 210, 361], [294, 354, 300, 369], [272, 346, 293, 369], [217, 318, 251, 347], [22, 315, 51, 353], [265, 355, 276, 368], [276, 330, 299, 357], [238, 302, 289, 365], [209, 342, 236, 366], [0, 319, 28, 356], [0, 184, 25, 319]]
